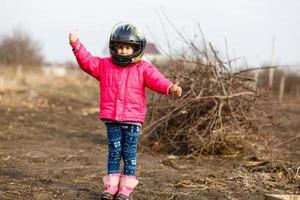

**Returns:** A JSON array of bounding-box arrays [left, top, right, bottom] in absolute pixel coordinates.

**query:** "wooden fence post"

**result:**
[[278, 74, 286, 103], [253, 70, 260, 91], [269, 68, 274, 89]]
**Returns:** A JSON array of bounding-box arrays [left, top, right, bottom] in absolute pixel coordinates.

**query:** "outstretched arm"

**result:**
[[143, 64, 173, 95], [144, 64, 182, 97], [69, 31, 101, 80]]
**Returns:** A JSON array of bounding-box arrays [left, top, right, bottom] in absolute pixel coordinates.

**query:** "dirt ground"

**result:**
[[0, 71, 299, 200]]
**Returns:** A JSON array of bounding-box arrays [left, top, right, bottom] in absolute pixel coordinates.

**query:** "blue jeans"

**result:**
[[105, 123, 140, 176]]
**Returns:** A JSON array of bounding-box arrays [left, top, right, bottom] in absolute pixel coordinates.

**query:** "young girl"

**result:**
[[69, 22, 182, 200]]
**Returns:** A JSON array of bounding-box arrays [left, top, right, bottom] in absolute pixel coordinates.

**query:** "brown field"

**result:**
[[0, 66, 299, 200]]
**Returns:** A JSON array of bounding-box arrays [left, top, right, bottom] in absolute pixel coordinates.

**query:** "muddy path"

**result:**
[[0, 88, 299, 200]]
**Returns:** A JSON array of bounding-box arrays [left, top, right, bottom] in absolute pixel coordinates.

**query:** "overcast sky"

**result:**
[[0, 0, 299, 66]]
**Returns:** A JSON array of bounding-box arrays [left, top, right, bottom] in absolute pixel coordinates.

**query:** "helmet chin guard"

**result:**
[[109, 22, 146, 66]]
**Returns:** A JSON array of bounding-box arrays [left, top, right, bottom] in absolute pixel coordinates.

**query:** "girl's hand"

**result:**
[[69, 31, 79, 43], [169, 82, 182, 97]]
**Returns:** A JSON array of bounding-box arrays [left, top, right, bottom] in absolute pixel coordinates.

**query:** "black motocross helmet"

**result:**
[[109, 22, 147, 66]]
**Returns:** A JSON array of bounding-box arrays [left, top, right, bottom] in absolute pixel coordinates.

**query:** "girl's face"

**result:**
[[116, 43, 134, 55]]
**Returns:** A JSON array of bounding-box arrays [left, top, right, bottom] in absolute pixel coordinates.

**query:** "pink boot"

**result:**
[[115, 175, 139, 200], [101, 173, 120, 200]]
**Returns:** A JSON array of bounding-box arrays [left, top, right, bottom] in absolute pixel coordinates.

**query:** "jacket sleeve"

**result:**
[[70, 39, 101, 80], [143, 64, 173, 95]]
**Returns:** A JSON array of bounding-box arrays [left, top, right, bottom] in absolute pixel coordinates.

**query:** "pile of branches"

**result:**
[[142, 43, 271, 158]]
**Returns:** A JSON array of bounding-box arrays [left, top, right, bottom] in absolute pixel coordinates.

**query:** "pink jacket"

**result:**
[[70, 39, 173, 123]]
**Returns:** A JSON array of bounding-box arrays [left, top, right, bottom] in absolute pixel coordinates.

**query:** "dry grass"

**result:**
[[0, 65, 99, 105]]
